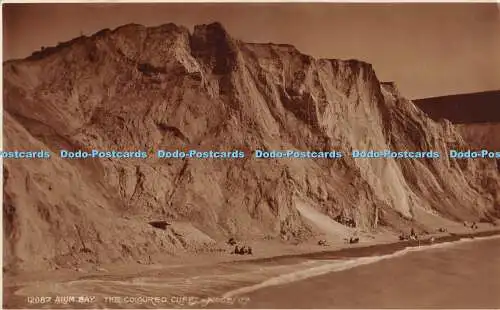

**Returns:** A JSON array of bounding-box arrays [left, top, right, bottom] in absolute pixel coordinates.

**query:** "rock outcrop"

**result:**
[[3, 22, 499, 272]]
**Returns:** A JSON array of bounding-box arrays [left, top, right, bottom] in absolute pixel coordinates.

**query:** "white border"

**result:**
[[1, 1, 499, 310], [2, 0, 500, 3]]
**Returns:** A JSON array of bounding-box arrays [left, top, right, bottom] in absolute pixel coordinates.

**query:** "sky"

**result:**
[[3, 3, 500, 99]]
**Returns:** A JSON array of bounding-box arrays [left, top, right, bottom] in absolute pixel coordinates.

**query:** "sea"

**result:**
[[228, 236, 500, 308]]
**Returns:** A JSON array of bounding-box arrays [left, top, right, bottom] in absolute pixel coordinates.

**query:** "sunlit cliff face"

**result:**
[[3, 22, 499, 272]]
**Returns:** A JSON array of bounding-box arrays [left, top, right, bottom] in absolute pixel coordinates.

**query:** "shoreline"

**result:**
[[220, 227, 500, 267], [211, 230, 500, 306], [3, 228, 500, 309], [236, 235, 500, 309]]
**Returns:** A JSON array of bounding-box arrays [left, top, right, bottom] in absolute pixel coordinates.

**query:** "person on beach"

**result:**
[[409, 228, 417, 240]]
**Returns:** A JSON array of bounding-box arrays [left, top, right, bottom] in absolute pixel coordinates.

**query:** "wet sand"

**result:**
[[232, 229, 500, 264]]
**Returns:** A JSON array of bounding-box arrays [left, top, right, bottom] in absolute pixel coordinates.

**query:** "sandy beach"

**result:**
[[4, 227, 500, 309]]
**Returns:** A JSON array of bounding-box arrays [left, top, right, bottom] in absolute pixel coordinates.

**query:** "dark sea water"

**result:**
[[238, 237, 500, 309]]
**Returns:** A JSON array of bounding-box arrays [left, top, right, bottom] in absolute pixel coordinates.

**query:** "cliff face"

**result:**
[[456, 123, 500, 150], [3, 22, 499, 271]]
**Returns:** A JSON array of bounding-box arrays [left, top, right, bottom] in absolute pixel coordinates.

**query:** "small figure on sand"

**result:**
[[409, 228, 418, 240], [471, 222, 478, 230], [318, 239, 328, 246], [232, 244, 252, 255], [349, 237, 359, 244]]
